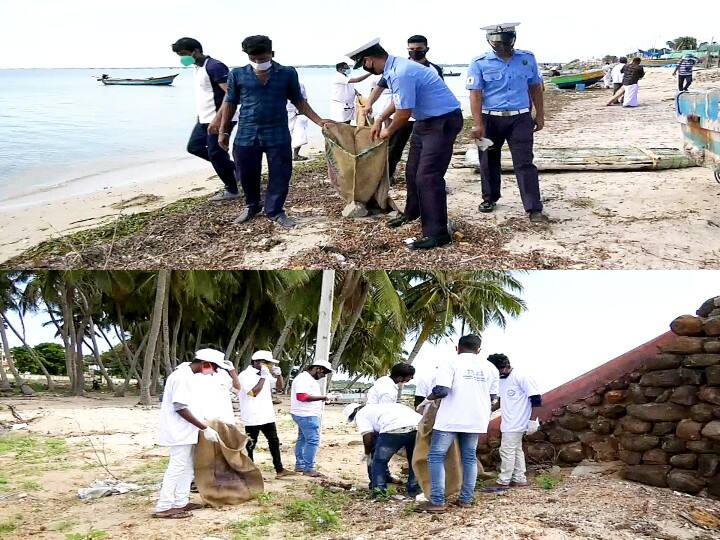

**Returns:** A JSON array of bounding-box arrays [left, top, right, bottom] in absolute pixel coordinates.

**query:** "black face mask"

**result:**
[[489, 33, 516, 56], [362, 60, 381, 75], [408, 49, 427, 61]]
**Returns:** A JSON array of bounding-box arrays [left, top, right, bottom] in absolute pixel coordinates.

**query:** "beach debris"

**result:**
[[679, 508, 720, 530], [78, 479, 144, 500]]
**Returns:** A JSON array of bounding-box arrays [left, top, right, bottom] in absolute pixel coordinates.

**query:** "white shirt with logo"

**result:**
[[354, 403, 422, 434], [413, 367, 437, 398], [238, 365, 277, 427], [159, 363, 204, 446], [330, 71, 356, 122], [499, 370, 541, 433], [433, 353, 499, 434], [366, 375, 398, 404], [290, 371, 323, 417]]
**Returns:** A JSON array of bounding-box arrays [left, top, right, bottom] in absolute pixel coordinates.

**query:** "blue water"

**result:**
[[0, 66, 469, 201]]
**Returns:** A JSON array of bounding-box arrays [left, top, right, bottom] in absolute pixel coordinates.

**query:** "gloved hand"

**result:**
[[202, 426, 221, 443], [259, 366, 272, 379], [271, 366, 282, 376], [415, 399, 430, 413], [526, 418, 541, 435]]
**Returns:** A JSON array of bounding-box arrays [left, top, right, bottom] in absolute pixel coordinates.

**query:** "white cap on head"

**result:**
[[252, 350, 279, 364], [343, 402, 362, 422], [480, 22, 521, 33], [345, 37, 381, 59], [195, 348, 233, 371], [345, 38, 384, 69], [310, 358, 334, 373]]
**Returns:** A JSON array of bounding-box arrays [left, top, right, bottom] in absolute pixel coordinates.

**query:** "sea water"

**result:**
[[0, 66, 468, 204]]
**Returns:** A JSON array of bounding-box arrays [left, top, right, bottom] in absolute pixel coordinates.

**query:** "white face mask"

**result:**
[[250, 60, 272, 71]]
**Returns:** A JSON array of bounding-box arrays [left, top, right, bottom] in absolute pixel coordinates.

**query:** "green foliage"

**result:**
[[0, 516, 19, 535], [0, 434, 68, 464], [10, 342, 66, 375], [282, 487, 346, 532], [228, 514, 274, 539], [0, 472, 8, 492], [20, 480, 40, 491], [254, 491, 275, 506], [535, 473, 561, 490], [130, 456, 169, 483], [65, 530, 108, 540], [51, 521, 76, 532]]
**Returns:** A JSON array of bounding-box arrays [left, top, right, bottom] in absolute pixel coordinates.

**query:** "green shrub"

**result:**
[[535, 473, 561, 490]]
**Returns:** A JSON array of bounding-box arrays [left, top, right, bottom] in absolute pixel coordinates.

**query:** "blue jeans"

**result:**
[[371, 431, 419, 495], [292, 414, 321, 472], [428, 430, 479, 505], [186, 121, 238, 193], [233, 142, 293, 218]]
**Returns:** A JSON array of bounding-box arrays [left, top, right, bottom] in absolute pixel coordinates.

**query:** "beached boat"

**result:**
[[676, 89, 720, 180], [444, 70, 462, 77], [549, 69, 605, 89], [97, 74, 178, 86]]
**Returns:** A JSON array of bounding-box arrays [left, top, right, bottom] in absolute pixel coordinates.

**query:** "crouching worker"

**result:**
[[344, 402, 422, 497], [487, 353, 542, 487], [154, 353, 226, 519]]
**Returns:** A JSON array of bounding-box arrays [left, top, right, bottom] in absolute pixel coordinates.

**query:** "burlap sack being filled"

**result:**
[[412, 401, 462, 499], [324, 97, 397, 218], [193, 420, 264, 507]]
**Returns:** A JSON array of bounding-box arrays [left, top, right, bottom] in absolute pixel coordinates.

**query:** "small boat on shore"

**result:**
[[444, 70, 462, 77], [549, 69, 605, 89], [676, 89, 720, 180], [97, 74, 178, 86]]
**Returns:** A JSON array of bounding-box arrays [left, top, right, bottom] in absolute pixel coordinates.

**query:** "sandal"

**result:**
[[179, 502, 205, 511], [153, 510, 192, 519]]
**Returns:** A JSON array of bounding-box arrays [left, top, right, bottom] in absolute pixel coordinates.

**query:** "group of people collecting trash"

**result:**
[[171, 21, 549, 252], [154, 334, 542, 518]]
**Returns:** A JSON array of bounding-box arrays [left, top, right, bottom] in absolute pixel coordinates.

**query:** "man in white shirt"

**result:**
[[155, 351, 227, 519], [238, 350, 296, 478], [288, 83, 310, 161], [290, 359, 333, 476], [609, 57, 627, 103], [413, 364, 438, 408], [488, 353, 542, 487], [366, 362, 415, 404], [344, 402, 422, 497], [416, 334, 499, 513], [171, 37, 240, 202], [192, 348, 239, 425], [330, 62, 372, 123]]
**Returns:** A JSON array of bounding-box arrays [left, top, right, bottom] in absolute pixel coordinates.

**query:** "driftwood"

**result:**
[[461, 146, 702, 171]]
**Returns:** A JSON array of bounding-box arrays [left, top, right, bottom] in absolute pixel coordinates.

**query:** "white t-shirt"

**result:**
[[611, 64, 625, 85], [354, 403, 422, 434], [290, 371, 323, 417], [330, 71, 356, 122], [238, 365, 277, 426], [194, 368, 236, 425], [433, 354, 499, 434], [366, 375, 398, 405], [413, 368, 437, 398], [499, 370, 541, 433], [159, 363, 204, 446]]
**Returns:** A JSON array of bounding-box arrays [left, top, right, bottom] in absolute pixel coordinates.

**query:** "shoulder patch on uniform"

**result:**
[[515, 49, 536, 57], [467, 76, 475, 85]]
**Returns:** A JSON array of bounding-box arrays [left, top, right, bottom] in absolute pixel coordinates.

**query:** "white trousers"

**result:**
[[155, 444, 195, 512], [622, 84, 639, 107], [498, 432, 526, 484]]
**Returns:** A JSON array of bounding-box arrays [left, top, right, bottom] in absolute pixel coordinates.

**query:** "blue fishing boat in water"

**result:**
[[97, 74, 178, 86], [676, 89, 720, 181]]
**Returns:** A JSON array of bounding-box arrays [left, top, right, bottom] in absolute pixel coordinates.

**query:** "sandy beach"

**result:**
[[1, 394, 718, 540], [3, 68, 719, 269]]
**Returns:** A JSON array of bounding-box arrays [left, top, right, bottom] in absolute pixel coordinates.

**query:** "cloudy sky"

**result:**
[[2, 0, 717, 68]]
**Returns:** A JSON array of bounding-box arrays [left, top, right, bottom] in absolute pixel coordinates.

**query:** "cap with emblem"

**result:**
[[481, 22, 521, 35], [481, 22, 520, 51], [345, 38, 386, 69]]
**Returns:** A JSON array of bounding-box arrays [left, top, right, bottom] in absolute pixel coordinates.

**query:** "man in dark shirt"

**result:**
[[365, 35, 446, 183], [608, 57, 644, 106], [216, 35, 331, 228]]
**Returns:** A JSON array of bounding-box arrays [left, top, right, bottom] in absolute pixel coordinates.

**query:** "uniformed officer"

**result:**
[[346, 38, 463, 250], [467, 23, 549, 223]]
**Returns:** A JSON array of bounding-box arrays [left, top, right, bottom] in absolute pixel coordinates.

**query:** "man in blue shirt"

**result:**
[[467, 23, 548, 223], [347, 38, 462, 250], [217, 35, 331, 228], [673, 54, 698, 92], [172, 37, 239, 202]]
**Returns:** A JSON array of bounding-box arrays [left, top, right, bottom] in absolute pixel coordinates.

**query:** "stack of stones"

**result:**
[[482, 296, 720, 498]]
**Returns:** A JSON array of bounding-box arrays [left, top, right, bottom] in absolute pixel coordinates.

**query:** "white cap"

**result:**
[[343, 403, 362, 422], [195, 348, 233, 371], [345, 38, 384, 68], [310, 358, 334, 373], [252, 350, 279, 364], [345, 37, 381, 59], [480, 22, 521, 33]]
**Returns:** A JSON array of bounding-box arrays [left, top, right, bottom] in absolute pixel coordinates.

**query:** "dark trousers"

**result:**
[[387, 121, 415, 180], [678, 75, 693, 91], [245, 422, 284, 473], [612, 83, 623, 93], [479, 112, 543, 213], [405, 109, 463, 237], [371, 431, 419, 495], [187, 121, 238, 193], [233, 142, 293, 218], [365, 432, 394, 487]]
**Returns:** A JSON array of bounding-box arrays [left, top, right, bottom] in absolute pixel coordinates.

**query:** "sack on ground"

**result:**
[[194, 420, 264, 506]]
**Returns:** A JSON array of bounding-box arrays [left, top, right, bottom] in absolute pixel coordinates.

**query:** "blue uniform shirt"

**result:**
[[466, 49, 543, 111], [382, 55, 460, 121], [225, 62, 304, 146]]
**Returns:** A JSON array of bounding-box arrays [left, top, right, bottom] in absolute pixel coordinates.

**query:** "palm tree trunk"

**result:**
[[74, 318, 89, 396], [140, 270, 169, 405], [161, 277, 172, 374], [0, 317, 34, 395], [98, 325, 127, 380], [88, 319, 115, 391], [1, 313, 55, 391], [330, 283, 369, 372], [58, 284, 79, 393], [406, 321, 433, 365], [170, 304, 182, 369], [272, 314, 296, 361], [343, 373, 362, 390], [117, 332, 148, 397], [0, 356, 10, 390], [225, 294, 249, 362], [233, 321, 258, 370], [195, 327, 204, 352]]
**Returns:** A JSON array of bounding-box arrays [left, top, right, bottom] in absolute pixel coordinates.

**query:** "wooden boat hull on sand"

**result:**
[[550, 70, 605, 89], [676, 89, 720, 168]]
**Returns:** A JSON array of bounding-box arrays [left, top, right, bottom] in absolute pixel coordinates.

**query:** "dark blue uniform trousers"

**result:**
[[479, 112, 543, 213], [187, 121, 238, 194], [233, 141, 293, 218], [404, 109, 463, 238]]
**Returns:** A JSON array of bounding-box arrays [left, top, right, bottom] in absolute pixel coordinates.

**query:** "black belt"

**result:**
[[416, 108, 462, 123]]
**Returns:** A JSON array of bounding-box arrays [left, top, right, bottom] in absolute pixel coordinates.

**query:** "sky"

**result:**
[[2, 0, 718, 68], [5, 271, 719, 393]]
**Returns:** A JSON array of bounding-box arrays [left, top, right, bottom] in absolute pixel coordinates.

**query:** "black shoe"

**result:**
[[408, 234, 452, 250], [387, 214, 417, 229], [233, 206, 261, 225], [528, 211, 549, 224], [269, 212, 297, 228], [479, 201, 496, 213]]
